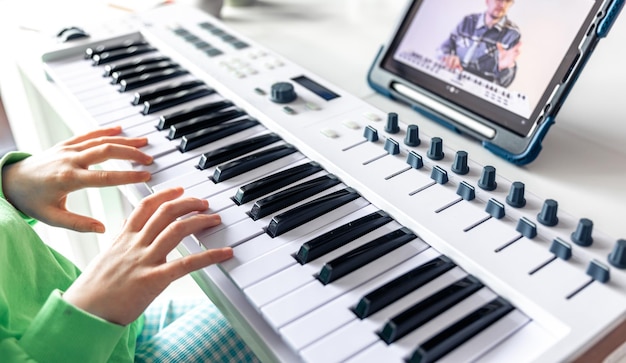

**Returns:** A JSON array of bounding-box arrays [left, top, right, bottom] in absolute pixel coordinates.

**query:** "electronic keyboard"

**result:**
[[38, 4, 626, 362]]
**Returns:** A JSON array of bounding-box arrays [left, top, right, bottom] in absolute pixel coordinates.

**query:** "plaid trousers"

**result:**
[[134, 297, 260, 363]]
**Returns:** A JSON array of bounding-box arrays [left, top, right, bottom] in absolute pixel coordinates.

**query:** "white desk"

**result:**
[[1, 0, 625, 361]]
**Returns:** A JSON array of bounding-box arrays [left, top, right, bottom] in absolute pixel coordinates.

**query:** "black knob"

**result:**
[[427, 137, 444, 160], [451, 151, 469, 175], [608, 239, 626, 269], [385, 112, 400, 134], [571, 218, 593, 246], [537, 199, 558, 226], [478, 165, 497, 191], [404, 124, 420, 146], [270, 82, 297, 103], [506, 181, 526, 208]]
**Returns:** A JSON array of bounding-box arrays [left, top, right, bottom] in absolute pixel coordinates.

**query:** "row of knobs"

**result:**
[[370, 112, 626, 270]]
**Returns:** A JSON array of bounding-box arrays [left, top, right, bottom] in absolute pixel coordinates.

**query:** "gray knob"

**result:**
[[385, 112, 400, 134], [427, 137, 444, 160], [404, 124, 420, 146], [537, 199, 559, 226], [270, 82, 297, 103], [608, 239, 626, 269], [506, 181, 526, 208]]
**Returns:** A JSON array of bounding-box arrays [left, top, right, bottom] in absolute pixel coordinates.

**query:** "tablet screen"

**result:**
[[381, 0, 597, 136]]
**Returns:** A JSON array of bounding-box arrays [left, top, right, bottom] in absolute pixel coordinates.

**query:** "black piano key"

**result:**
[[143, 85, 215, 115], [317, 227, 416, 285], [233, 161, 323, 205], [249, 174, 341, 220], [212, 144, 297, 183], [197, 133, 281, 170], [168, 108, 246, 139], [266, 188, 361, 238], [85, 39, 148, 59], [157, 100, 233, 130], [378, 276, 483, 344], [118, 67, 189, 92], [132, 79, 205, 105], [178, 118, 259, 152], [408, 297, 514, 363], [103, 55, 171, 77], [92, 44, 156, 65], [354, 256, 456, 319], [295, 210, 393, 264], [110, 60, 178, 84]]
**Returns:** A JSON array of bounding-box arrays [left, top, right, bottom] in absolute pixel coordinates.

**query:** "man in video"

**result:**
[[439, 0, 522, 87]]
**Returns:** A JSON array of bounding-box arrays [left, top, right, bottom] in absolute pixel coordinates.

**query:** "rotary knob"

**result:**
[[270, 82, 297, 103]]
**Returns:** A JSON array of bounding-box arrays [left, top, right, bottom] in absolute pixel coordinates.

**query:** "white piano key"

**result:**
[[260, 239, 429, 329], [244, 221, 402, 308], [88, 97, 143, 117], [222, 205, 380, 289], [477, 320, 555, 362], [279, 248, 444, 351]]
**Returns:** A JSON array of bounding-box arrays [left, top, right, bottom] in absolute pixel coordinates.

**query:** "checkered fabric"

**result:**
[[135, 297, 260, 363]]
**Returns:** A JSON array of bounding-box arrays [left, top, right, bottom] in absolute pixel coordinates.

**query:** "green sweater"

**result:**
[[0, 152, 143, 362]]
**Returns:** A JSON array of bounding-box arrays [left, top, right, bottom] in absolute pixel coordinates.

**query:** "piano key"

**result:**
[[132, 79, 204, 105], [222, 205, 381, 288], [212, 144, 298, 183], [93, 44, 157, 65], [178, 118, 260, 153], [300, 286, 496, 363], [197, 132, 282, 170], [317, 227, 417, 285], [379, 276, 484, 344], [118, 67, 189, 91], [259, 237, 429, 328], [85, 39, 148, 59], [157, 99, 234, 130], [249, 174, 341, 220], [233, 161, 323, 205], [169, 108, 246, 139], [408, 297, 515, 363], [142, 85, 215, 115], [279, 248, 444, 351], [103, 55, 172, 77], [110, 60, 179, 84], [295, 209, 393, 264], [265, 187, 361, 238], [353, 255, 456, 319]]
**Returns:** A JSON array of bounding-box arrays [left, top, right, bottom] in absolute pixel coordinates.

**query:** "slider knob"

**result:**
[[506, 181, 526, 208], [385, 112, 400, 134], [270, 82, 297, 103], [608, 239, 626, 269], [537, 199, 559, 226], [404, 124, 420, 146], [571, 218, 593, 246]]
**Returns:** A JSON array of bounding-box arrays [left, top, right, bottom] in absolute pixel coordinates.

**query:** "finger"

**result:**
[[125, 188, 184, 232], [74, 169, 152, 189], [59, 126, 124, 146], [43, 208, 106, 233], [72, 136, 150, 153], [149, 213, 221, 256], [163, 247, 233, 281], [140, 197, 211, 245], [76, 143, 153, 167]]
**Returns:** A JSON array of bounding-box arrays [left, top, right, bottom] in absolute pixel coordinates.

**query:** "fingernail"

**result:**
[[93, 224, 105, 233]]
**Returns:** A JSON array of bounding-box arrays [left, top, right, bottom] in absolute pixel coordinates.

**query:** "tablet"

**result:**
[[368, 0, 625, 164]]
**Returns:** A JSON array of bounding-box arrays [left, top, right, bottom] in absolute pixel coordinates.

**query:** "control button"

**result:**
[[608, 239, 626, 269], [485, 198, 505, 219], [506, 181, 526, 208], [270, 82, 297, 103], [342, 120, 360, 130], [364, 112, 382, 121], [451, 151, 469, 175], [384, 139, 400, 155], [282, 106, 296, 115], [586, 260, 610, 283], [478, 166, 497, 191], [571, 218, 593, 247], [427, 137, 444, 160], [406, 151, 423, 169], [516, 217, 536, 239], [537, 199, 559, 226], [320, 128, 339, 139], [254, 87, 266, 95], [549, 237, 572, 260], [385, 112, 400, 134], [305, 102, 321, 111], [430, 166, 448, 185], [363, 126, 379, 142], [456, 182, 475, 201], [404, 124, 420, 147]]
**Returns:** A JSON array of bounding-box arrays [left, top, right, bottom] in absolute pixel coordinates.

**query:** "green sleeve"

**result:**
[[0, 151, 36, 226]]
